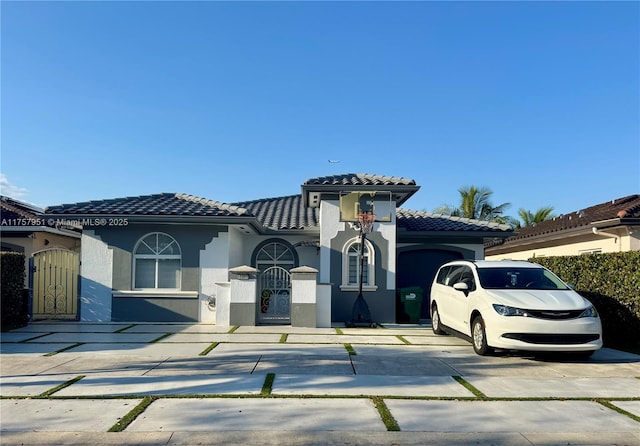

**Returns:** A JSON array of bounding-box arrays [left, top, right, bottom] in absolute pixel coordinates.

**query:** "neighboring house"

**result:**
[[43, 173, 513, 325], [1, 196, 82, 320], [486, 194, 640, 260]]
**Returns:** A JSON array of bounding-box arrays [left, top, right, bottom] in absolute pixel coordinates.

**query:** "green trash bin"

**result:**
[[399, 286, 423, 323]]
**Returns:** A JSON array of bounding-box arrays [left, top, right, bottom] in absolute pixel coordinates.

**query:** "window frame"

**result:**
[[340, 238, 377, 291], [132, 232, 182, 291]]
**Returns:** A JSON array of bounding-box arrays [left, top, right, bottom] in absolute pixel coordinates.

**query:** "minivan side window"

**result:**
[[436, 266, 451, 285], [444, 265, 466, 286]]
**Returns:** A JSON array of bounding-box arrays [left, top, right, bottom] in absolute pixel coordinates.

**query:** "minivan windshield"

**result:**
[[477, 267, 569, 290]]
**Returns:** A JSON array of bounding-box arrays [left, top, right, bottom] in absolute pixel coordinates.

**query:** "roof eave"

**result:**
[[591, 217, 640, 229], [301, 184, 421, 207]]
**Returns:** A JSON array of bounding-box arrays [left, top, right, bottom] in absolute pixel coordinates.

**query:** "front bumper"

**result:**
[[485, 314, 603, 352]]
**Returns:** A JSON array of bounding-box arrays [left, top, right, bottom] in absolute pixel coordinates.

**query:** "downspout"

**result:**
[[591, 227, 620, 251]]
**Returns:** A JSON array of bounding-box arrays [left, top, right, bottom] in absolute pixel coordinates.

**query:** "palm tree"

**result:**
[[458, 186, 512, 223], [433, 186, 514, 226], [517, 207, 555, 228]]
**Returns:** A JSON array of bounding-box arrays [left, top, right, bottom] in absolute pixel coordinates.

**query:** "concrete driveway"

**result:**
[[1, 322, 639, 446]]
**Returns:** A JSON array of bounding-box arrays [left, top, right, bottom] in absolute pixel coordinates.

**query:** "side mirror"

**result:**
[[453, 282, 469, 292]]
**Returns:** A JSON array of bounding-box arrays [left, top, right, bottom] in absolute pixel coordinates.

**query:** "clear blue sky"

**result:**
[[2, 1, 638, 220]]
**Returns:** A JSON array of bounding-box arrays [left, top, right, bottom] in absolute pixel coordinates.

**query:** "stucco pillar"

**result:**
[[290, 266, 318, 328], [229, 265, 258, 326], [316, 283, 332, 328], [214, 282, 230, 326]]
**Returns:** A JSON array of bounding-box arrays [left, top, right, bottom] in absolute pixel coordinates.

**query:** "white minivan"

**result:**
[[429, 260, 602, 356]]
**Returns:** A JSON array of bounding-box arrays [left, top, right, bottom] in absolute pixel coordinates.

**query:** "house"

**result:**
[[43, 173, 513, 325], [485, 194, 640, 260], [1, 196, 81, 320]]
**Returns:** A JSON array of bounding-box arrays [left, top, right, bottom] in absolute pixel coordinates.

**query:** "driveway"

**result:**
[[1, 322, 639, 446]]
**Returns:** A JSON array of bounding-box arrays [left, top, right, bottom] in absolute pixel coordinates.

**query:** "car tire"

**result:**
[[431, 305, 446, 335], [472, 315, 493, 356]]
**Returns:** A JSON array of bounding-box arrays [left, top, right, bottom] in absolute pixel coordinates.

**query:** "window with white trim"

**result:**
[[133, 233, 181, 289], [342, 238, 375, 289]]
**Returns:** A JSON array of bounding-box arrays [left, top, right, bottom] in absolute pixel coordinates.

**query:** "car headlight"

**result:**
[[578, 305, 598, 318], [492, 304, 530, 317]]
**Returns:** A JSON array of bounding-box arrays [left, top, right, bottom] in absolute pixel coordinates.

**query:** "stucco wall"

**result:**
[[486, 230, 637, 260]]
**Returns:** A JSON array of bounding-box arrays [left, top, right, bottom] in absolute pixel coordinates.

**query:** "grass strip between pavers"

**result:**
[[114, 324, 137, 333], [44, 342, 84, 356], [344, 343, 356, 355], [108, 396, 156, 432], [150, 333, 173, 343], [396, 335, 411, 345], [199, 342, 220, 356], [261, 373, 275, 396], [18, 333, 51, 343], [279, 334, 288, 343], [372, 396, 400, 431], [335, 327, 344, 335], [228, 325, 239, 333], [453, 376, 487, 399], [38, 375, 85, 398], [597, 399, 640, 422]]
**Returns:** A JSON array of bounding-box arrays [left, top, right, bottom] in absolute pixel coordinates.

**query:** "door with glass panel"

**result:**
[[255, 241, 295, 324]]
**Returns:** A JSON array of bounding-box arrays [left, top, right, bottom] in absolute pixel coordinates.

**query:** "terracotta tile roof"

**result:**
[[45, 193, 249, 217], [504, 194, 640, 243], [304, 173, 416, 187], [397, 209, 513, 232], [232, 195, 319, 231], [1, 196, 43, 221]]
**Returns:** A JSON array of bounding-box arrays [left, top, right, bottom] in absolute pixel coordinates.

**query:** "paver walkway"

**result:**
[[1, 322, 639, 446]]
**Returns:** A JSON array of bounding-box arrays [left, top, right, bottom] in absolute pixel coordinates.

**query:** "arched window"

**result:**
[[342, 238, 375, 289], [253, 239, 297, 271], [133, 233, 181, 289]]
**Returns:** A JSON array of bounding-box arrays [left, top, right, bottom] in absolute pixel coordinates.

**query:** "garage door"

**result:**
[[397, 249, 462, 321]]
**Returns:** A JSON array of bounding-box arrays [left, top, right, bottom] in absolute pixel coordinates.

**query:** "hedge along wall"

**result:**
[[1, 251, 28, 328], [530, 251, 640, 349]]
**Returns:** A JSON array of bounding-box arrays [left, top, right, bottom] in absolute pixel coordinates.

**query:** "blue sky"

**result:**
[[2, 1, 638, 220]]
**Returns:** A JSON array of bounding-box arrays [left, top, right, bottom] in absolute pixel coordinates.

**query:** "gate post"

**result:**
[[290, 266, 318, 328], [229, 265, 258, 326]]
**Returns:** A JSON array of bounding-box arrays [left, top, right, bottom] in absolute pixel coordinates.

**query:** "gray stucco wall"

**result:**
[[91, 224, 227, 322], [329, 230, 395, 324]]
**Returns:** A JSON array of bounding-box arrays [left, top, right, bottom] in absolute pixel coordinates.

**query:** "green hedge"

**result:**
[[530, 252, 640, 350], [1, 251, 28, 329]]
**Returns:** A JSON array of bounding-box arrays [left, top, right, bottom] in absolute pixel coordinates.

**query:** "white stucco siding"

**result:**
[[376, 211, 396, 290], [79, 231, 113, 321], [199, 232, 230, 322], [199, 232, 230, 297], [319, 200, 342, 283]]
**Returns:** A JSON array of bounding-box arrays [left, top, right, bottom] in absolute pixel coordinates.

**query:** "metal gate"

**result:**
[[30, 249, 79, 320], [257, 266, 291, 324]]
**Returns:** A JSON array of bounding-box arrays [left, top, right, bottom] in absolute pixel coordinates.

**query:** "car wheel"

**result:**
[[431, 305, 445, 335], [472, 316, 493, 356]]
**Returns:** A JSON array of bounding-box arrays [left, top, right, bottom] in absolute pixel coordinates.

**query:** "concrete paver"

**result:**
[[466, 376, 640, 398], [27, 332, 164, 343], [121, 324, 231, 333], [161, 333, 283, 343], [0, 343, 76, 355], [384, 399, 640, 432], [57, 342, 212, 356], [126, 398, 387, 432], [287, 334, 404, 344], [272, 374, 474, 397], [611, 400, 640, 418], [9, 323, 131, 333], [0, 374, 78, 396], [0, 398, 142, 432], [54, 373, 267, 396]]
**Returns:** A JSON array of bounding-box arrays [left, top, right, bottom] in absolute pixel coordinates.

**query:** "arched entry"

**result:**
[[396, 249, 463, 322], [258, 266, 291, 324], [253, 239, 297, 325], [30, 248, 79, 320]]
